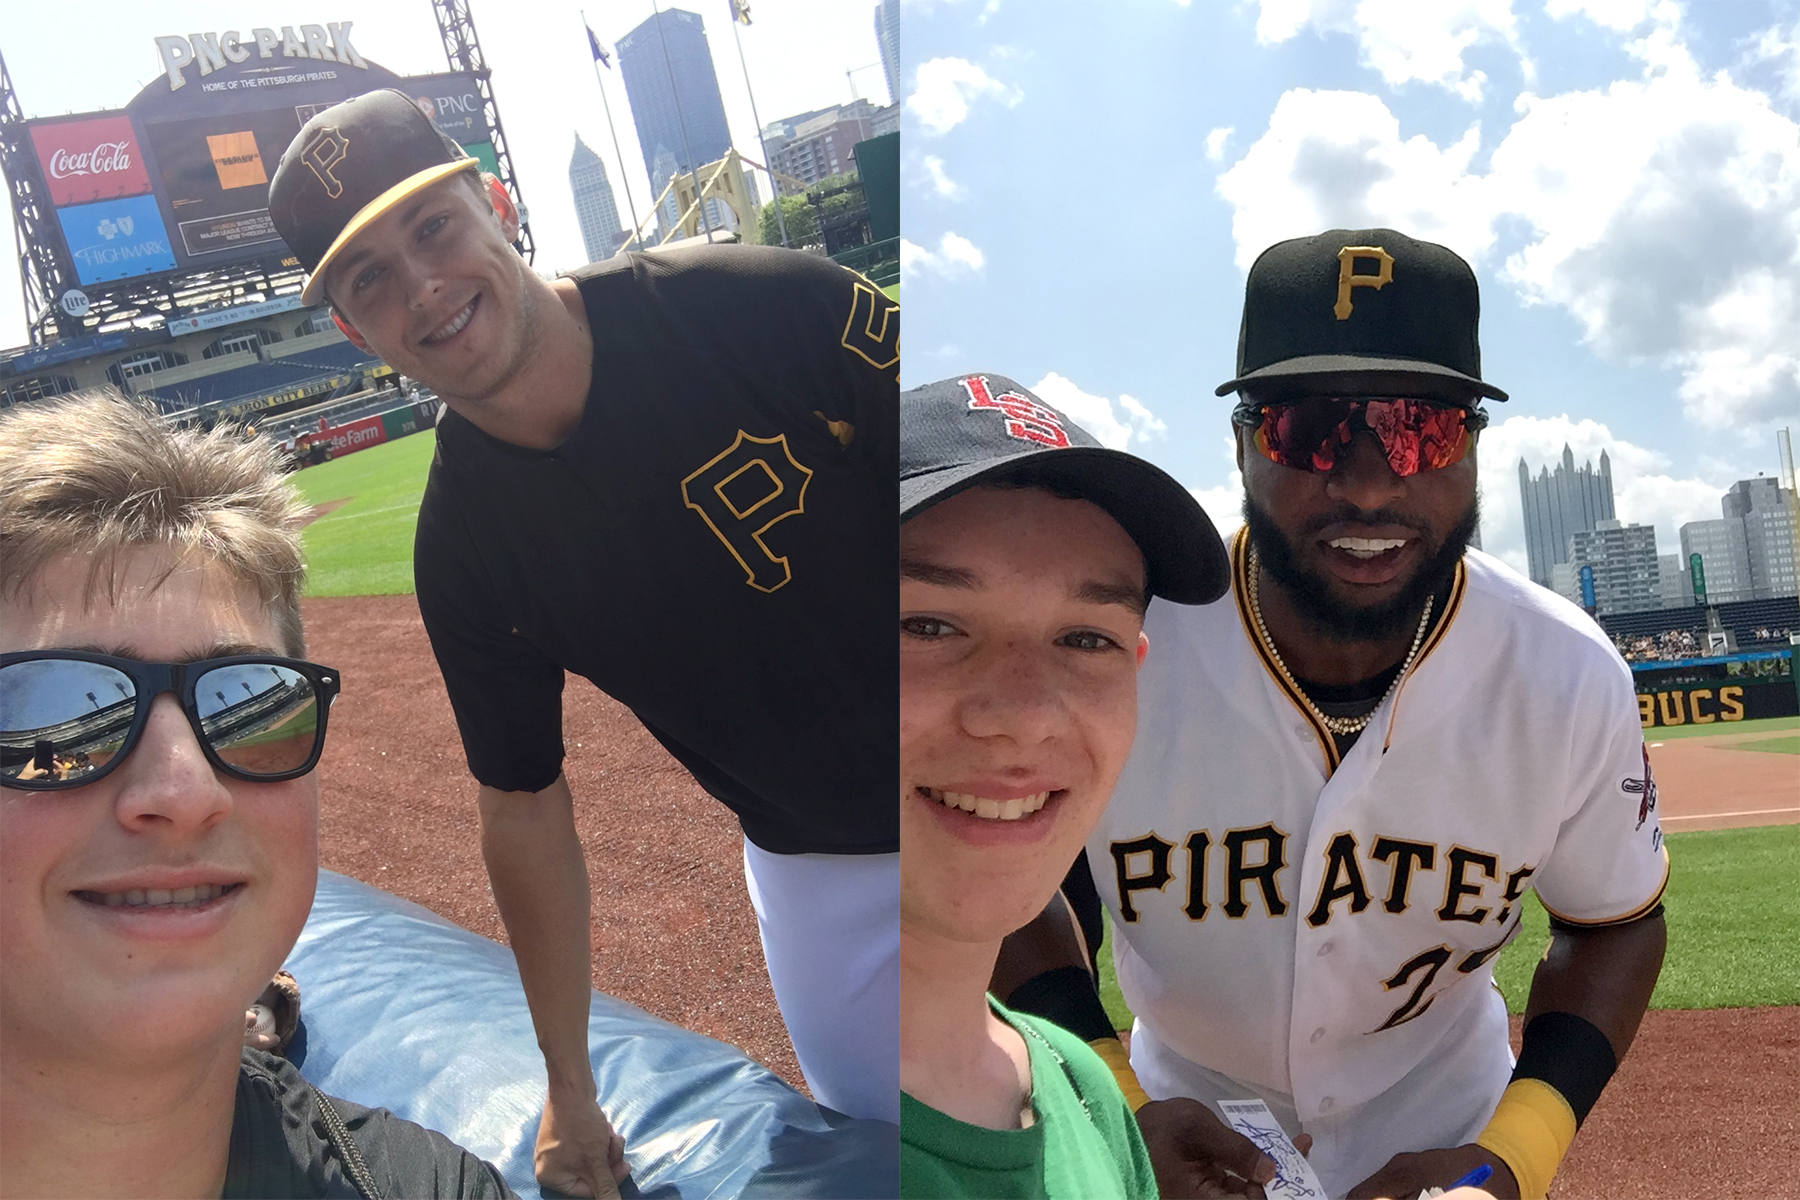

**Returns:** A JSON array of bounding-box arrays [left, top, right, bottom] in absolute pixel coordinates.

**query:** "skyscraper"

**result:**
[[569, 135, 624, 264], [874, 0, 900, 106], [1566, 520, 1661, 615], [1518, 446, 1615, 587], [617, 8, 733, 235]]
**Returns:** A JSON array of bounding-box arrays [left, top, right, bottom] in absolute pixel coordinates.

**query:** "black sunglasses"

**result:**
[[0, 651, 340, 791]]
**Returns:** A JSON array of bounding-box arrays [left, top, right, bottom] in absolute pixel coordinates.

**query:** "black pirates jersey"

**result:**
[[414, 244, 899, 854]]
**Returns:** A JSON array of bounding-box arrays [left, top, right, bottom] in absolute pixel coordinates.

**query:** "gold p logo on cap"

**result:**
[[302, 129, 350, 199], [1334, 245, 1394, 320]]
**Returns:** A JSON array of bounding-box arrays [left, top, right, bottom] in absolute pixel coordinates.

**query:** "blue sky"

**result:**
[[901, 0, 1800, 579], [1, 0, 887, 335]]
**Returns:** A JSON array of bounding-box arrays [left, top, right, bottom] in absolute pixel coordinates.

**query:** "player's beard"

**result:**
[[1243, 494, 1479, 644]]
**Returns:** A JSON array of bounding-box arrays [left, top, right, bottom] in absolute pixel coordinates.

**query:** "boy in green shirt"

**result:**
[[897, 374, 1230, 1199]]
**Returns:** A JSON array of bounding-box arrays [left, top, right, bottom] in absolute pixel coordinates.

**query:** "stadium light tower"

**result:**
[[0, 46, 80, 343], [431, 0, 536, 264]]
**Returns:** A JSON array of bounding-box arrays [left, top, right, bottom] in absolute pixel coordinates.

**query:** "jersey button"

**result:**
[[1316, 941, 1333, 956], [1294, 723, 1312, 739], [1319, 1096, 1335, 1112], [1310, 1027, 1326, 1043]]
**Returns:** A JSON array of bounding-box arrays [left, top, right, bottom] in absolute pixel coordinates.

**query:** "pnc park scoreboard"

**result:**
[[24, 21, 498, 308]]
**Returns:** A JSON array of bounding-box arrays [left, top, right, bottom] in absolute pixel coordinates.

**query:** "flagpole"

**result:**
[[728, 2, 788, 247], [583, 13, 645, 252], [649, 0, 716, 239]]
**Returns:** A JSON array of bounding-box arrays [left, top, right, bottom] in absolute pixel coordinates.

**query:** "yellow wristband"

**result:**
[[1475, 1078, 1578, 1200], [1085, 1037, 1151, 1112]]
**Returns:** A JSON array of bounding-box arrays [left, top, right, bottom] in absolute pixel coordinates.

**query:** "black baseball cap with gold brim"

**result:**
[[1215, 227, 1509, 405], [268, 89, 481, 306]]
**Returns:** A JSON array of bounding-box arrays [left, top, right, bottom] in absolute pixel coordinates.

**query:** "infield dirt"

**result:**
[[302, 592, 1797, 1195]]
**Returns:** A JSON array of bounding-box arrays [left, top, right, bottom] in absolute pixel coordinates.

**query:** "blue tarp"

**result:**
[[286, 870, 897, 1198]]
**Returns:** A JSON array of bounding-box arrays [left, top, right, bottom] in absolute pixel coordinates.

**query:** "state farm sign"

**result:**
[[31, 116, 152, 208]]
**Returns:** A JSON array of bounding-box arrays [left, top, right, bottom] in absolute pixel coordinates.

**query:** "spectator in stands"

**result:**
[[0, 392, 515, 1198]]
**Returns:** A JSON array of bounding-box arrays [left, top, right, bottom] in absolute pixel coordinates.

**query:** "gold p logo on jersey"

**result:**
[[681, 431, 813, 593], [841, 280, 899, 371], [302, 129, 350, 199], [1334, 245, 1394, 320]]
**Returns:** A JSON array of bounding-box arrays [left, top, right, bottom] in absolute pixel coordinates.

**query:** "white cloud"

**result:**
[[1216, 89, 1492, 269], [1252, 0, 1520, 102], [1190, 476, 1246, 540], [1474, 414, 1727, 577], [1214, 36, 1800, 436], [1747, 16, 1800, 110], [1544, 0, 1654, 32], [1028, 372, 1168, 451], [1204, 126, 1234, 163], [919, 154, 966, 199], [907, 57, 1020, 136], [901, 232, 986, 281]]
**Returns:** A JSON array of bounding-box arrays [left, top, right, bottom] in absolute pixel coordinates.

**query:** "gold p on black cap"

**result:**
[[1215, 227, 1508, 404], [901, 373, 1230, 606], [268, 89, 478, 305]]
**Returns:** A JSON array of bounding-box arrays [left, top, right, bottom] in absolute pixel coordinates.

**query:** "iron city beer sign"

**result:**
[[155, 22, 368, 92]]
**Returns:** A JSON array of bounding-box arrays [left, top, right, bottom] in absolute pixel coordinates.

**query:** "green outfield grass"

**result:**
[[1097, 824, 1800, 1030], [1641, 714, 1798, 742], [292, 431, 436, 597]]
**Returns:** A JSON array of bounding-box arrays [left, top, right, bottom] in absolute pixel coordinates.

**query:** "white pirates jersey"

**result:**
[[1089, 535, 1668, 1195]]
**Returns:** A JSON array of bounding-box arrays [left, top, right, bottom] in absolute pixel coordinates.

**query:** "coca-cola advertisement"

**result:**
[[30, 115, 152, 208]]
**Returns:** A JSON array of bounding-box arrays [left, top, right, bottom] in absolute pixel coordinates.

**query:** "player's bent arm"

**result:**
[[478, 775, 627, 1198], [1478, 909, 1666, 1200]]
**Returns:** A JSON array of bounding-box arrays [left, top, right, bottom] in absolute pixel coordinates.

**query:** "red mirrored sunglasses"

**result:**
[[1235, 398, 1486, 477]]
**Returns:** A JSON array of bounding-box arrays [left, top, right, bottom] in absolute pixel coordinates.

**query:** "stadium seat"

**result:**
[[284, 870, 896, 1199]]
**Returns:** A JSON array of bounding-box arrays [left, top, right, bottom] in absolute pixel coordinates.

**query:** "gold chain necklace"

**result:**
[[1246, 546, 1434, 737]]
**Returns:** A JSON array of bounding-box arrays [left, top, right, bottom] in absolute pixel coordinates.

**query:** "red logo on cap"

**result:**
[[961, 376, 1070, 449]]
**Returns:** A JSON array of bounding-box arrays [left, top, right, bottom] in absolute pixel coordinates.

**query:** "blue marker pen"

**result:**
[[1447, 1163, 1494, 1190]]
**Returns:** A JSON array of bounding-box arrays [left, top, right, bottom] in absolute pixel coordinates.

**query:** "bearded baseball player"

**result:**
[[996, 228, 1667, 1199], [268, 92, 899, 1198]]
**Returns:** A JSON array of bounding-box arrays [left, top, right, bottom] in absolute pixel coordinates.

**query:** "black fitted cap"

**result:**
[[1215, 227, 1508, 403], [902, 374, 1229, 605], [268, 89, 478, 305]]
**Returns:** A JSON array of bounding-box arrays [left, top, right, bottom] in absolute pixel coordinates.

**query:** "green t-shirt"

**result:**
[[900, 999, 1159, 1199]]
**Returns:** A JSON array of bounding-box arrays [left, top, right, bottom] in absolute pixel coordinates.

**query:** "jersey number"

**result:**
[[681, 431, 813, 592], [840, 280, 899, 371], [1370, 926, 1519, 1033]]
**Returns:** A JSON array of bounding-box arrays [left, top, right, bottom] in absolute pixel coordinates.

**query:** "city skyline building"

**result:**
[[1724, 477, 1798, 600], [1680, 518, 1754, 605], [1566, 519, 1662, 616], [874, 0, 900, 107], [569, 135, 625, 264], [617, 7, 733, 238], [762, 98, 888, 194], [1519, 446, 1616, 587]]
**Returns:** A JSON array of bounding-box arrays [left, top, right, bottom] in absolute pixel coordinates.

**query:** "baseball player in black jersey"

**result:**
[[269, 92, 899, 1198]]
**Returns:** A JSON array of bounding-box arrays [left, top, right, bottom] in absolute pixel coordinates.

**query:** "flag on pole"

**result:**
[[586, 23, 612, 67], [730, 0, 752, 26]]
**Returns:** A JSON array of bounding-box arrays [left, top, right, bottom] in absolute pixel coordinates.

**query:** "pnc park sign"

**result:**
[[155, 21, 368, 92]]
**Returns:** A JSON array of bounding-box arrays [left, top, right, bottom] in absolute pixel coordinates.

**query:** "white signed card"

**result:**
[[1216, 1098, 1329, 1200]]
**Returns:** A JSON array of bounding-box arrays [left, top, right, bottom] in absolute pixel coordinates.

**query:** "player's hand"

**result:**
[[1347, 1144, 1517, 1199], [1135, 1097, 1289, 1198], [534, 1089, 628, 1198]]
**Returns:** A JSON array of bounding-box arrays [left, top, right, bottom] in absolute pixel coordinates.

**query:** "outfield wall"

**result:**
[[302, 400, 437, 461], [1632, 648, 1797, 728]]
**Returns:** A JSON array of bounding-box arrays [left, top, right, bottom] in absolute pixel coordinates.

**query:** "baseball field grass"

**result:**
[[1096, 823, 1800, 1030], [292, 431, 436, 597], [1641, 713, 1797, 742]]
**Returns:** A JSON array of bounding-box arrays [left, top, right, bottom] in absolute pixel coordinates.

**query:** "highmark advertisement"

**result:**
[[54, 194, 178, 285]]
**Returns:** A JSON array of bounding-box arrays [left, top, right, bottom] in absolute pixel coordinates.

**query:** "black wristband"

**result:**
[[1004, 965, 1118, 1044], [1512, 1011, 1617, 1126]]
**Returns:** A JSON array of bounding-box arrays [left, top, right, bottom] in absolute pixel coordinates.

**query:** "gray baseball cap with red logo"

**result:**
[[902, 373, 1229, 605]]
